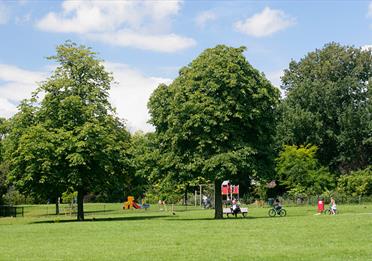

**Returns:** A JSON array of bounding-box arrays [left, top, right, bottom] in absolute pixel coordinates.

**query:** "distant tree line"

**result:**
[[0, 42, 370, 220]]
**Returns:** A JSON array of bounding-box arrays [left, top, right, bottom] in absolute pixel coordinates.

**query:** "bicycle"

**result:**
[[268, 207, 287, 217], [323, 207, 338, 215]]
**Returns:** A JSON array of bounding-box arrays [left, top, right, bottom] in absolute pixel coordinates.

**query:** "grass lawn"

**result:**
[[1, 203, 372, 260]]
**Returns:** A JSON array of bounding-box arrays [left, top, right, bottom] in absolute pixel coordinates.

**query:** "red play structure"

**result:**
[[221, 180, 239, 202]]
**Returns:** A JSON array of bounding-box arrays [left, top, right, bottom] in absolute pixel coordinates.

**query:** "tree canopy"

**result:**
[[149, 45, 280, 218], [4, 42, 131, 220], [277, 43, 372, 172]]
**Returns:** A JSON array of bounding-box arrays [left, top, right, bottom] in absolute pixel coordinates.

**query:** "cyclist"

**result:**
[[273, 199, 282, 211]]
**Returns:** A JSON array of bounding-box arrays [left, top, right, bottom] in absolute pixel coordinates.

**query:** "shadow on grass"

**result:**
[[33, 209, 116, 218], [32, 214, 171, 224], [162, 215, 274, 221]]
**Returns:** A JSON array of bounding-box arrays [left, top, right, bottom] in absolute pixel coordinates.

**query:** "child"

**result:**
[[330, 197, 337, 215]]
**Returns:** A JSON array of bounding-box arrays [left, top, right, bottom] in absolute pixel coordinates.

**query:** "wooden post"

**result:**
[[199, 185, 202, 207], [77, 189, 85, 221]]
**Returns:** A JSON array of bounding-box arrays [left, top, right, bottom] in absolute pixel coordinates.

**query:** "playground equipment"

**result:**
[[123, 196, 150, 210], [221, 181, 247, 217], [221, 180, 239, 203]]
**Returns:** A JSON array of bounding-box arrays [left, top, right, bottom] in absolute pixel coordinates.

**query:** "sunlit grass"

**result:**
[[1, 203, 371, 260]]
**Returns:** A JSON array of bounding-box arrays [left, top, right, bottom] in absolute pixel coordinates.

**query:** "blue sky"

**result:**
[[0, 0, 371, 132]]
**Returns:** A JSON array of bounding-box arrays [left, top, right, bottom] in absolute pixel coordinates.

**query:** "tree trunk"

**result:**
[[55, 198, 60, 215], [214, 179, 223, 219], [77, 189, 84, 221], [184, 184, 188, 206]]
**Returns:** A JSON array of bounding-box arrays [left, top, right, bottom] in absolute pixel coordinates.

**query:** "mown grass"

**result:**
[[1, 203, 372, 260]]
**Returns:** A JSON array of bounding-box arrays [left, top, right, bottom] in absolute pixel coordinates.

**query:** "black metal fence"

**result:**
[[0, 205, 24, 217]]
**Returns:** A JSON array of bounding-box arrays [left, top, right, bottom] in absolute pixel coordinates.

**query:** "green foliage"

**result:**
[[2, 186, 34, 205], [254, 182, 268, 200], [129, 132, 161, 187], [61, 191, 78, 204], [278, 43, 372, 172], [3, 42, 131, 220], [276, 145, 335, 195], [148, 45, 280, 218], [337, 167, 372, 197], [0, 118, 9, 204], [0, 117, 6, 163], [146, 177, 184, 204]]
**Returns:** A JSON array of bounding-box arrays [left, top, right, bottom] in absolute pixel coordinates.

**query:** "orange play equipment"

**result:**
[[123, 196, 149, 210]]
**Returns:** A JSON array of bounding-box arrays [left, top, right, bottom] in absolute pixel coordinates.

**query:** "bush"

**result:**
[[276, 145, 335, 195], [2, 186, 34, 205], [337, 167, 372, 197], [62, 191, 77, 205]]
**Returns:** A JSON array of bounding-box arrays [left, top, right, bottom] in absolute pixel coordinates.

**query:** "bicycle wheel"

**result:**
[[268, 209, 276, 217], [324, 209, 331, 215], [279, 209, 286, 217]]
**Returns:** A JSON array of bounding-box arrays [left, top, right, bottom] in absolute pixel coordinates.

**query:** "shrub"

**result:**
[[2, 186, 34, 205], [276, 145, 335, 195], [337, 167, 372, 197]]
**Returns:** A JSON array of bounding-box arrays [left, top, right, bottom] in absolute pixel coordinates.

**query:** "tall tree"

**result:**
[[4, 42, 131, 220], [149, 45, 279, 218], [278, 43, 372, 172], [0, 117, 8, 204]]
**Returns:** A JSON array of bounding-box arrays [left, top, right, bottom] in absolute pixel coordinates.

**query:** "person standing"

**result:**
[[330, 197, 337, 215]]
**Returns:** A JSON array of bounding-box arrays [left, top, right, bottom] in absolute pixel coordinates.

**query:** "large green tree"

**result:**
[[148, 45, 280, 218], [278, 43, 372, 172], [4, 42, 131, 220], [0, 117, 8, 204]]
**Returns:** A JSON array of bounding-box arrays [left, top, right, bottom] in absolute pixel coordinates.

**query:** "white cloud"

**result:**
[[368, 2, 372, 18], [36, 0, 194, 52], [15, 12, 32, 25], [0, 64, 44, 84], [266, 69, 285, 97], [0, 63, 172, 132], [234, 7, 295, 37], [88, 31, 195, 53], [0, 64, 45, 118], [0, 97, 16, 119], [266, 70, 283, 88], [195, 10, 217, 28], [17, 0, 29, 5], [361, 45, 372, 51], [105, 62, 172, 132], [0, 3, 9, 24]]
